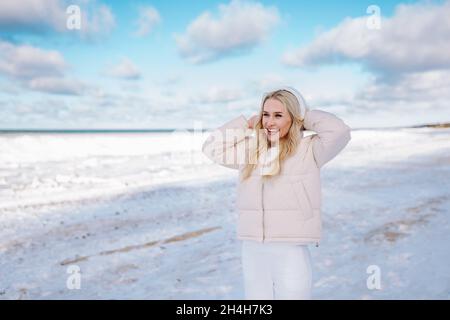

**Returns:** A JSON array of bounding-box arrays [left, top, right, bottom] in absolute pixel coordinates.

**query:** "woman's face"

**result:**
[[262, 98, 292, 143]]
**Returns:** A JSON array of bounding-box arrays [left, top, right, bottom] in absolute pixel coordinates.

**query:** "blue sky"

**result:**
[[0, 0, 449, 129]]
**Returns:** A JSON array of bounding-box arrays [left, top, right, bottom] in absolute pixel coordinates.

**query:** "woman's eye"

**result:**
[[276, 115, 282, 117]]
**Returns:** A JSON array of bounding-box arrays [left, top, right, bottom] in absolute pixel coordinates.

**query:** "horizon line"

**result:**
[[0, 121, 449, 133]]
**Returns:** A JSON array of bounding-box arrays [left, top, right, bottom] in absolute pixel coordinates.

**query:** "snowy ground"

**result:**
[[0, 127, 449, 299]]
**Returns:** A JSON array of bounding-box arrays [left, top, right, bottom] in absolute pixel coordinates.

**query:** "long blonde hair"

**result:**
[[241, 89, 305, 181]]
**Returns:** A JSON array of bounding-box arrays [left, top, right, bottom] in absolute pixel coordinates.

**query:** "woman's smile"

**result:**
[[265, 128, 280, 135]]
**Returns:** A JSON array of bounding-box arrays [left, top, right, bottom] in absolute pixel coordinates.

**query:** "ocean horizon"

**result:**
[[0, 121, 449, 134]]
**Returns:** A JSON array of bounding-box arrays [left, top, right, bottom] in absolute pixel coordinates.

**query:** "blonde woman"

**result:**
[[202, 86, 351, 299]]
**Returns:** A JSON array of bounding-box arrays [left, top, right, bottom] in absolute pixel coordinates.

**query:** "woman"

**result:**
[[202, 86, 351, 299]]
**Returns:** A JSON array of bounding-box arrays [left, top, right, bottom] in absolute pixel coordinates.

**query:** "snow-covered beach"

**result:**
[[1, 126, 449, 299]]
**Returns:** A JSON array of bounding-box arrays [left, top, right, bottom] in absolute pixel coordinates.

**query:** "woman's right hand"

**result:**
[[247, 114, 259, 129]]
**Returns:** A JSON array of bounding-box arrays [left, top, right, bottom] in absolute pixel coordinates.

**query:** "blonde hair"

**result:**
[[240, 89, 305, 181]]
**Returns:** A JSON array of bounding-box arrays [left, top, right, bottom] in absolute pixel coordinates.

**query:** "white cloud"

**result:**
[[174, 0, 280, 64], [355, 70, 450, 104], [153, 73, 183, 87], [80, 2, 115, 39], [105, 58, 141, 80], [281, 1, 450, 77], [134, 6, 161, 37], [0, 41, 67, 79], [0, 40, 92, 95], [191, 85, 245, 104], [247, 73, 289, 94], [28, 77, 87, 95], [296, 69, 450, 127], [0, 0, 66, 32], [0, 0, 115, 38], [279, 0, 450, 124]]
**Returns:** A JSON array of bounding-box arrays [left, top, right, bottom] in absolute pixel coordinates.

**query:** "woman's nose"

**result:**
[[266, 118, 275, 126]]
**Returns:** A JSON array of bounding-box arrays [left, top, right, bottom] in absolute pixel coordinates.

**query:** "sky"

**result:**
[[0, 0, 449, 129]]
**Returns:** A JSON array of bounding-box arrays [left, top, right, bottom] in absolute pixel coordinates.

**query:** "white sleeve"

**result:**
[[202, 115, 253, 170], [303, 109, 351, 168]]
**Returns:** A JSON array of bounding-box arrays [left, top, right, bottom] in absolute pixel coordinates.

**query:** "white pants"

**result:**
[[241, 240, 313, 300]]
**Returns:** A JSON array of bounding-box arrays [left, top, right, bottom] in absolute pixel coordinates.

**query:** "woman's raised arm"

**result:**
[[202, 115, 253, 170], [303, 109, 352, 168]]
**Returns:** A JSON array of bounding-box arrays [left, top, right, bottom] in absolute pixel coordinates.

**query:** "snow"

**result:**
[[0, 127, 449, 299]]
